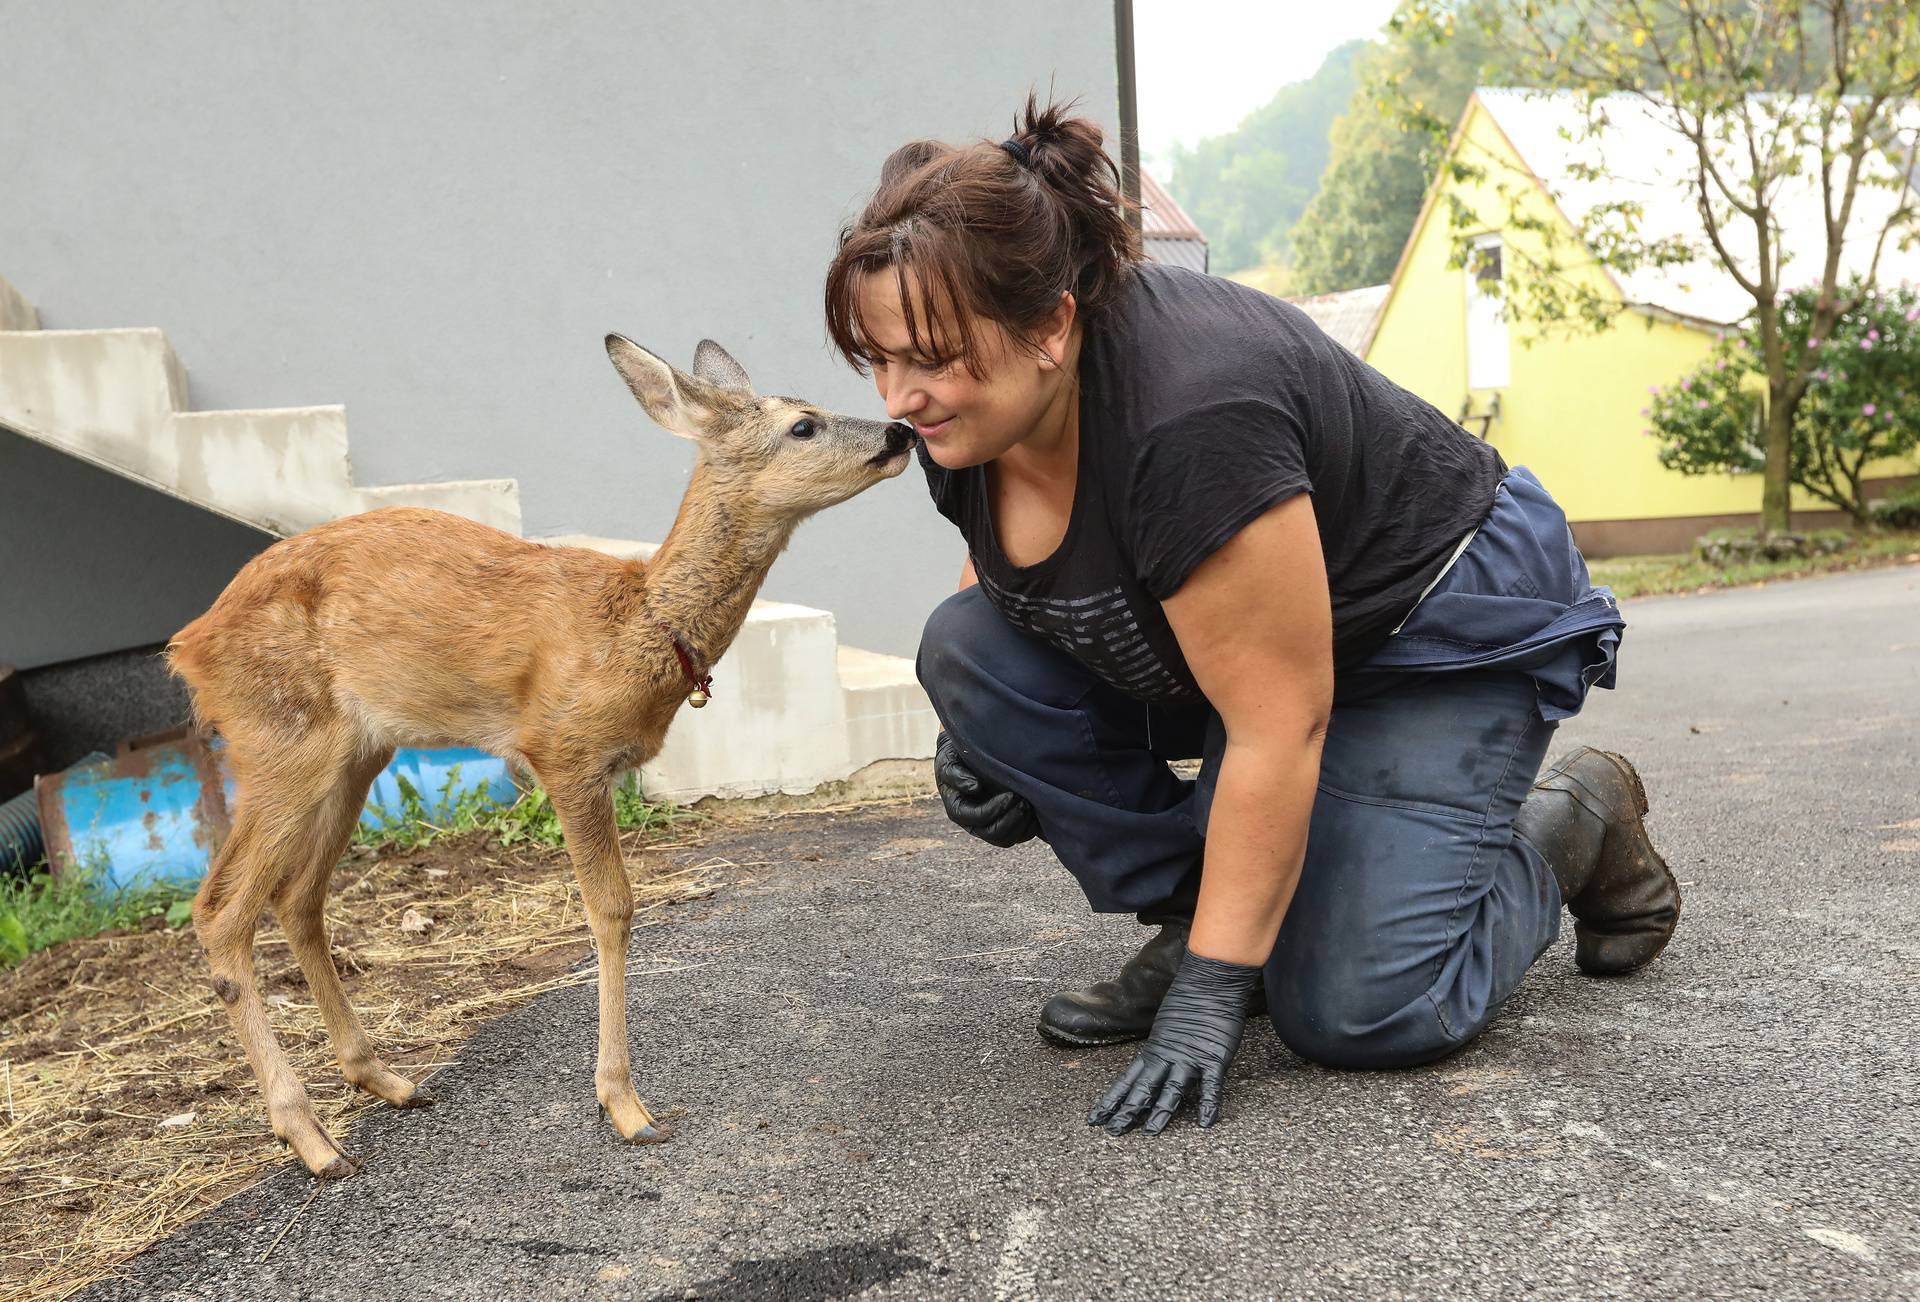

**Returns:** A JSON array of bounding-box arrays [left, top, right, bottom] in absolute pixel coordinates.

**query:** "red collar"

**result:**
[[658, 623, 714, 707]]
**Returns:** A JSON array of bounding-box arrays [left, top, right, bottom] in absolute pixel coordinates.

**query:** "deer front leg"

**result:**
[[544, 775, 670, 1145]]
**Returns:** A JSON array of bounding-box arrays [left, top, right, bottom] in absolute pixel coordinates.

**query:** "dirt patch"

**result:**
[[0, 820, 723, 1302]]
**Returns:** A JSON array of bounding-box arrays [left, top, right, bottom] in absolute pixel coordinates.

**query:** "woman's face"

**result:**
[[855, 270, 1072, 470]]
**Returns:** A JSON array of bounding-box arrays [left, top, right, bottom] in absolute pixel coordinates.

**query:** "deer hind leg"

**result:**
[[271, 744, 432, 1110], [539, 769, 669, 1145], [195, 724, 364, 1179]]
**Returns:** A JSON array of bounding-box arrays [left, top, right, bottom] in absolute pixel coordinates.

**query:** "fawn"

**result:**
[[167, 335, 914, 1178]]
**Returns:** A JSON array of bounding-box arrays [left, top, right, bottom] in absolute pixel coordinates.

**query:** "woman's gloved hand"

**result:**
[[933, 731, 1039, 848], [1087, 950, 1259, 1136]]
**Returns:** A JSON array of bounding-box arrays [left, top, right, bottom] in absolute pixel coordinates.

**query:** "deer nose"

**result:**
[[885, 422, 914, 455]]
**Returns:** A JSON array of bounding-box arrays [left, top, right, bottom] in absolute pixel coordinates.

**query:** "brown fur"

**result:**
[[167, 337, 910, 1178]]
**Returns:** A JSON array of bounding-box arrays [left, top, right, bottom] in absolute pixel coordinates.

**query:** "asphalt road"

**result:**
[[94, 565, 1920, 1300]]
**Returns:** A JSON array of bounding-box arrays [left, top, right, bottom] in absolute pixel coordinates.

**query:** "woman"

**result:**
[[822, 99, 1681, 1138]]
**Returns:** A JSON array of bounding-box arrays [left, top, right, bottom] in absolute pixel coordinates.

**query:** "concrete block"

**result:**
[[360, 478, 524, 535], [838, 644, 939, 770]]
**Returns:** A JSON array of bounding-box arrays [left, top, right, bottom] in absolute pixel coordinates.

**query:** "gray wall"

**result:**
[[0, 0, 1123, 659], [0, 430, 274, 671]]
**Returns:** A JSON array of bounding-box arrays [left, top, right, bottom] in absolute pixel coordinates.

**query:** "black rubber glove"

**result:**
[[932, 730, 1039, 848], [1087, 949, 1259, 1136]]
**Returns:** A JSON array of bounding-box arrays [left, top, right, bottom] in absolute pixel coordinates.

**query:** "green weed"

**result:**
[[354, 767, 687, 852], [0, 770, 687, 969], [0, 859, 196, 969]]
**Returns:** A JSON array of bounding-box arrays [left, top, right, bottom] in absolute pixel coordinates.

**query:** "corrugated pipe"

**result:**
[[0, 786, 42, 871]]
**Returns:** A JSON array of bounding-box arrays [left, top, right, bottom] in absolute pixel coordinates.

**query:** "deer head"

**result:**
[[605, 334, 914, 519]]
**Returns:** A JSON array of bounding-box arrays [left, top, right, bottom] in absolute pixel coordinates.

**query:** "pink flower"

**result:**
[[1640, 407, 1650, 416], [1863, 403, 1877, 416], [1860, 338, 1873, 350], [1681, 377, 1693, 391], [1906, 306, 1918, 321], [1868, 329, 1880, 341], [1697, 399, 1710, 410]]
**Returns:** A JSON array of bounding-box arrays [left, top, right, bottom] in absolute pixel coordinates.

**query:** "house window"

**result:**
[[1465, 233, 1511, 390]]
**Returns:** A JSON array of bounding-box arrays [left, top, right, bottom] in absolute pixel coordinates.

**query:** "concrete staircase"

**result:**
[[0, 275, 936, 803]]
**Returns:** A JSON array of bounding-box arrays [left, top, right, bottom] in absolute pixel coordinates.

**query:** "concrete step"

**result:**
[[361, 479, 523, 535], [0, 275, 523, 539], [551, 535, 938, 802]]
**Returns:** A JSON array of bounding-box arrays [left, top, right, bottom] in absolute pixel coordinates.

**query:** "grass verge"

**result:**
[[1588, 530, 1920, 600]]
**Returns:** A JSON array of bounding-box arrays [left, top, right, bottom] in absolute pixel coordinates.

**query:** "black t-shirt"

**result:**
[[920, 262, 1505, 705]]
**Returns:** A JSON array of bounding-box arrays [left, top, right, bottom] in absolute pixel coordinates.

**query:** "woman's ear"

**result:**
[[1037, 291, 1078, 371]]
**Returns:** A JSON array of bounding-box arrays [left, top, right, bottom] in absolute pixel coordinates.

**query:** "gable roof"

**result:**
[[1471, 88, 1920, 327], [1285, 284, 1390, 356], [1139, 171, 1208, 271]]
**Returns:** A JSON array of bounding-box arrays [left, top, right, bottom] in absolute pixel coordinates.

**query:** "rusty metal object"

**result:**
[[0, 663, 45, 801], [35, 731, 235, 889]]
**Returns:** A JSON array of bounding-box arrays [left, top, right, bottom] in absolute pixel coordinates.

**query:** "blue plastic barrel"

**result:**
[[36, 739, 520, 891]]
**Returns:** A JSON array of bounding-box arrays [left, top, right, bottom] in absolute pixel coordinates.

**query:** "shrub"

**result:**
[[1649, 282, 1920, 526]]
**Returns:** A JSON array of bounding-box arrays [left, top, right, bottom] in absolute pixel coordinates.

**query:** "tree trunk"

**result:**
[[1761, 382, 1794, 536]]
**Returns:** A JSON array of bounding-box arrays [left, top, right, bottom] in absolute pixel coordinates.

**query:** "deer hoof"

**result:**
[[396, 1085, 436, 1109], [624, 1122, 672, 1145], [315, 1153, 361, 1181]]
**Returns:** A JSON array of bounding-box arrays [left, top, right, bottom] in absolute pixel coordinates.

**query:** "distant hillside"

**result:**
[[1164, 41, 1367, 276]]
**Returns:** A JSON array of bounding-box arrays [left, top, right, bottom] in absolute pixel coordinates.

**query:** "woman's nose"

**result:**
[[877, 369, 925, 422]]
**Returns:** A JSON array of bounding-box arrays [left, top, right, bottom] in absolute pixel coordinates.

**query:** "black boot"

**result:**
[[1515, 747, 1683, 976], [1038, 917, 1265, 1047]]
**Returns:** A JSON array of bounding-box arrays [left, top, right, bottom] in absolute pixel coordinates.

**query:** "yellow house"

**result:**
[[1358, 88, 1919, 554]]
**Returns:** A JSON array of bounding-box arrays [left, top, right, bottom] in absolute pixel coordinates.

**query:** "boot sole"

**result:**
[[1575, 750, 1684, 976], [1036, 1021, 1149, 1049]]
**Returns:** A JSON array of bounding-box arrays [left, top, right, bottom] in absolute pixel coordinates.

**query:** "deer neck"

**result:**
[[639, 461, 796, 673]]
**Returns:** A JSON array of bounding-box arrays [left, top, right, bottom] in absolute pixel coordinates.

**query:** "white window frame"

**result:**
[[1465, 233, 1511, 390]]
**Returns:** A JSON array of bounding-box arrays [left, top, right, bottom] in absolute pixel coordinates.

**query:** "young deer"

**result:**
[[167, 336, 914, 1178]]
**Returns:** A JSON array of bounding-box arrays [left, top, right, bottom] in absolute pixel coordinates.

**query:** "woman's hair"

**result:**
[[824, 94, 1141, 376]]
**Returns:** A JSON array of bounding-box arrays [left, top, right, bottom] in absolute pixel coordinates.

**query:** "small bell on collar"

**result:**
[[688, 687, 710, 709]]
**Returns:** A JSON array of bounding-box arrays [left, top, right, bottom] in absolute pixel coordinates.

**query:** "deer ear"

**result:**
[[605, 334, 713, 440], [692, 339, 753, 393]]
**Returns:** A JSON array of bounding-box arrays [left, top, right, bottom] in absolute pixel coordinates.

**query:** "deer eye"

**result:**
[[788, 418, 818, 439]]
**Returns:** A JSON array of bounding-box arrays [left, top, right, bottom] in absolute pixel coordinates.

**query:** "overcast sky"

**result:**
[[1132, 0, 1404, 177]]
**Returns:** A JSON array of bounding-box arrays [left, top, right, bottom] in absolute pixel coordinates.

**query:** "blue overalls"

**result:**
[[916, 467, 1624, 1069]]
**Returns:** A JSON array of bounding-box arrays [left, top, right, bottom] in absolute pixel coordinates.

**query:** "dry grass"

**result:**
[[0, 819, 722, 1302]]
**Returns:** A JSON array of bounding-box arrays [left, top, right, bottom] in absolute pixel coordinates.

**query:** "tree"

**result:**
[[1288, 8, 1510, 293], [1648, 281, 1920, 524], [1166, 41, 1367, 275], [1424, 0, 1920, 534]]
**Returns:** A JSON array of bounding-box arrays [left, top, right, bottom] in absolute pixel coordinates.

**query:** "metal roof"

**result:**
[[1139, 171, 1207, 269], [1473, 88, 1920, 326], [1284, 283, 1390, 356]]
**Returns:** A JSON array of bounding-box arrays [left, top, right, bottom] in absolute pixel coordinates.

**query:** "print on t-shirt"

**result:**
[[975, 569, 1197, 703]]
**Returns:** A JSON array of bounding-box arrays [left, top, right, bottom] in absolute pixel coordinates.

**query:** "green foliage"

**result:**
[[1289, 5, 1514, 294], [355, 766, 686, 852], [1648, 282, 1920, 522], [0, 859, 196, 969], [1165, 40, 1368, 275], [1872, 481, 1920, 529]]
